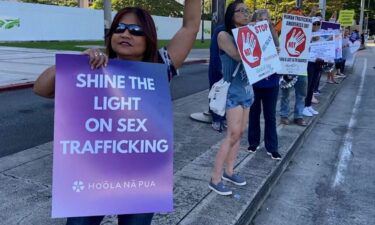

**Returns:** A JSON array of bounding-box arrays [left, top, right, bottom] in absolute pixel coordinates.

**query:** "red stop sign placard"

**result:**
[[285, 27, 306, 57], [237, 26, 262, 68]]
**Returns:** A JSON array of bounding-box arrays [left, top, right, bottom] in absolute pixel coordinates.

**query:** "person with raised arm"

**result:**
[[34, 1, 201, 224]]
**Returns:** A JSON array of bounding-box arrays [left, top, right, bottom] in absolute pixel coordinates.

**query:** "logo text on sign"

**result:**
[[255, 24, 268, 33]]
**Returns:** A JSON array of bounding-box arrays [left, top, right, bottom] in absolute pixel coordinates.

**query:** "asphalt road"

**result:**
[[252, 51, 375, 224], [0, 63, 209, 158]]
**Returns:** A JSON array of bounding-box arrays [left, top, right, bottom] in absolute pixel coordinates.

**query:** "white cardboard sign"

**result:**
[[279, 14, 312, 76], [309, 30, 336, 62], [232, 20, 282, 85], [334, 30, 343, 59]]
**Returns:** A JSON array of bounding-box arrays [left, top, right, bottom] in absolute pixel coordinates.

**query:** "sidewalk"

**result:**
[[0, 45, 363, 224], [0, 46, 209, 91]]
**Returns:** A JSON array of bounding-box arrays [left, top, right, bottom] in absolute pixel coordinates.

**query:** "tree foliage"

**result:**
[[20, 0, 78, 7], [240, 0, 374, 23], [91, 0, 184, 17], [18, 0, 375, 21]]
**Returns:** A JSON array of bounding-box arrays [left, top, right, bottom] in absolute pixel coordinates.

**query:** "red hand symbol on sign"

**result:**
[[285, 27, 306, 57], [237, 26, 261, 68], [242, 32, 259, 63]]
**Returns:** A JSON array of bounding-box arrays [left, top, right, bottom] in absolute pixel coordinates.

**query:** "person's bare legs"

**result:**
[[224, 107, 250, 176], [328, 69, 338, 83], [211, 106, 245, 184]]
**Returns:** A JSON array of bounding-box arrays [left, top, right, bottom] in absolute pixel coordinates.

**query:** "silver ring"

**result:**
[[94, 52, 98, 57], [99, 52, 103, 56]]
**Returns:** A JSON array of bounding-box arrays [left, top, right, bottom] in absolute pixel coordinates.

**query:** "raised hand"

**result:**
[[286, 29, 305, 56], [242, 32, 259, 63]]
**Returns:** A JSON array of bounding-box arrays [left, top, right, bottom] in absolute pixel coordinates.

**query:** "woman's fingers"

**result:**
[[92, 51, 102, 69], [83, 49, 107, 69], [90, 51, 99, 69], [103, 53, 109, 67], [83, 49, 96, 68], [92, 51, 101, 69], [96, 53, 107, 69]]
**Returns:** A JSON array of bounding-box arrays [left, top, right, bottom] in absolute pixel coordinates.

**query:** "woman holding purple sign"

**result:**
[[209, 0, 254, 196], [34, 1, 201, 224]]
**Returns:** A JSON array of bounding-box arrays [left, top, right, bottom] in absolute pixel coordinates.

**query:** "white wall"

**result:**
[[0, 1, 211, 41], [0, 1, 104, 41]]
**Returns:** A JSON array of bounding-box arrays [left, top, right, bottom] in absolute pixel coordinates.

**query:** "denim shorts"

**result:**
[[226, 97, 253, 109]]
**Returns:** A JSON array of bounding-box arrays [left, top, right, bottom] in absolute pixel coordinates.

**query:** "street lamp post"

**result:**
[[359, 0, 365, 34], [201, 0, 205, 43], [319, 0, 326, 19], [190, 0, 226, 124], [103, 0, 112, 37], [296, 0, 303, 8], [211, 0, 226, 35]]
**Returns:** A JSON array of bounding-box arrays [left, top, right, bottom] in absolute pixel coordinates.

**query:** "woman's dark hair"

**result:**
[[224, 0, 244, 36], [106, 7, 158, 62]]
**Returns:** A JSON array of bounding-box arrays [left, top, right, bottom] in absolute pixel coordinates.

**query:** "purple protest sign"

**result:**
[[52, 54, 173, 218], [321, 22, 340, 31]]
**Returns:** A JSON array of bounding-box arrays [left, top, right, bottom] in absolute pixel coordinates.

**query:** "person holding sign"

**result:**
[[277, 7, 317, 127], [304, 17, 324, 117], [247, 9, 282, 160], [34, 1, 201, 224], [209, 0, 254, 196], [337, 28, 351, 76]]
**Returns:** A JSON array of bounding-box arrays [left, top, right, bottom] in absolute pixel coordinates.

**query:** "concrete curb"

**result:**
[[237, 71, 349, 225], [236, 54, 360, 224], [171, 73, 350, 225], [0, 81, 34, 93], [182, 59, 209, 65], [170, 54, 360, 225]]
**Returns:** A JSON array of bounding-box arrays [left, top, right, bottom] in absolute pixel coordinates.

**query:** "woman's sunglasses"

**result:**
[[313, 22, 321, 26], [114, 23, 145, 36]]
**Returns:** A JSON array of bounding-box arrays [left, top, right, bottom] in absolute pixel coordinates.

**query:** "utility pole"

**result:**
[[190, 0, 226, 123], [211, 0, 226, 35], [365, 0, 371, 35], [201, 0, 205, 43], [78, 0, 89, 8], [359, 0, 365, 34], [296, 0, 302, 8], [319, 0, 326, 19], [103, 0, 112, 37]]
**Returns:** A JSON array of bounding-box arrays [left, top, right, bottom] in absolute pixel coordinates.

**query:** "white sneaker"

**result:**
[[303, 107, 313, 117], [308, 106, 319, 115]]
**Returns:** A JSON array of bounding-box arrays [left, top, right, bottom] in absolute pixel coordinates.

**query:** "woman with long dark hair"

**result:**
[[33, 2, 201, 225], [209, 0, 254, 196]]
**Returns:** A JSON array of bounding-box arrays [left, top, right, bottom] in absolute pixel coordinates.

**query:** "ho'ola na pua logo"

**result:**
[[72, 181, 85, 193]]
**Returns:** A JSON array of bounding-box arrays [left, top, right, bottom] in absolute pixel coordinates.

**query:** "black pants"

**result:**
[[313, 70, 322, 93], [340, 59, 346, 72], [335, 59, 346, 73], [248, 86, 279, 153], [66, 213, 154, 225], [306, 62, 321, 107]]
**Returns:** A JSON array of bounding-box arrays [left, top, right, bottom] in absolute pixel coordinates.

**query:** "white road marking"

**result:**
[[332, 58, 367, 188]]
